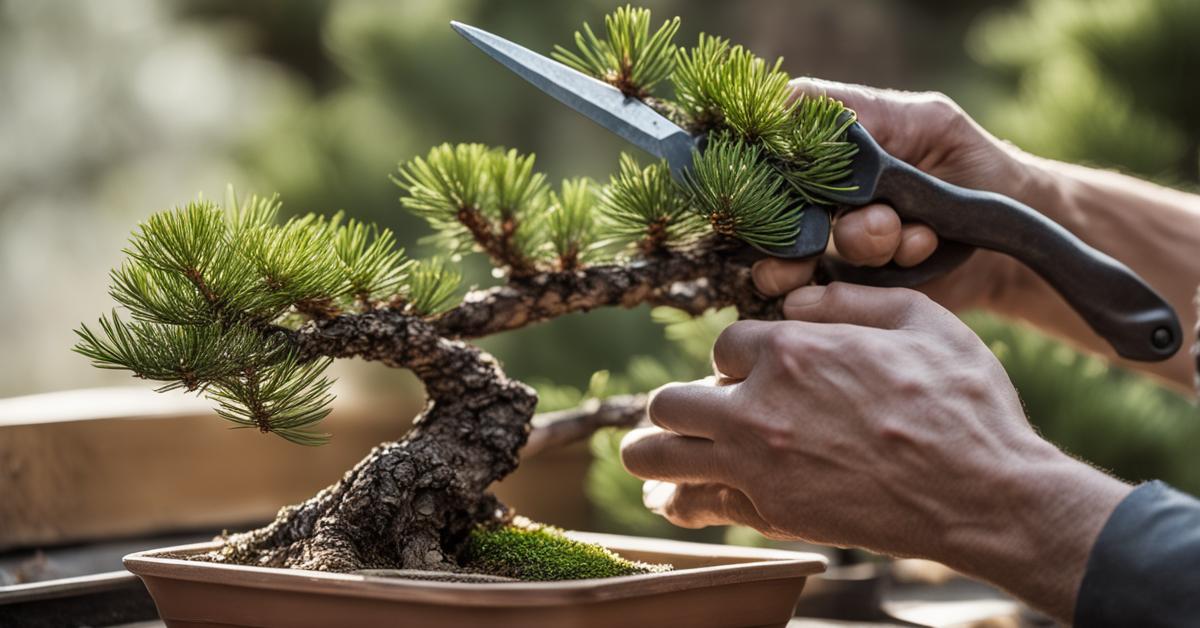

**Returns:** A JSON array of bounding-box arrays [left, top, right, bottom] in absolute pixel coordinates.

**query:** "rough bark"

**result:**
[[211, 313, 535, 571], [203, 242, 780, 573], [434, 243, 781, 339]]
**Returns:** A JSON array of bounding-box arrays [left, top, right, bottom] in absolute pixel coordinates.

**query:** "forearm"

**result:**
[[940, 445, 1132, 622], [989, 156, 1200, 388]]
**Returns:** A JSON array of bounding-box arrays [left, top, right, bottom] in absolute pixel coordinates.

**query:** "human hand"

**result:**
[[620, 283, 1130, 620], [753, 79, 1040, 311]]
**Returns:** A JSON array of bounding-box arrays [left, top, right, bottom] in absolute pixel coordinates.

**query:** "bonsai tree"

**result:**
[[74, 6, 856, 579]]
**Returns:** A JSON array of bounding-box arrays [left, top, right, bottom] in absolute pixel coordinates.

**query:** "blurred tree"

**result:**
[[970, 0, 1200, 183], [959, 0, 1200, 491], [0, 0, 298, 396]]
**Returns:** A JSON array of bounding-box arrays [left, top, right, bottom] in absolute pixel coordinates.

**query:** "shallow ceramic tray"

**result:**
[[124, 531, 827, 628]]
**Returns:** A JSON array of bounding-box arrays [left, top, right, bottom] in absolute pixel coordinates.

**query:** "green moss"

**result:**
[[462, 518, 671, 581]]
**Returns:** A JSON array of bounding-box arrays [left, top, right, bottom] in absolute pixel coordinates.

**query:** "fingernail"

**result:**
[[751, 260, 781, 295], [785, 285, 826, 308]]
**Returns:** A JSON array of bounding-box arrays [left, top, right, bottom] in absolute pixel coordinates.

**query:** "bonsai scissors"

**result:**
[[450, 21, 1181, 362]]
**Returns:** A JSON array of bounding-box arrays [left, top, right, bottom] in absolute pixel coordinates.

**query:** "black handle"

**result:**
[[873, 155, 1180, 361], [822, 240, 975, 288]]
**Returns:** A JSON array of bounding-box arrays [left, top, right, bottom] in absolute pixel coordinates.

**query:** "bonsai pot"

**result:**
[[124, 531, 826, 628]]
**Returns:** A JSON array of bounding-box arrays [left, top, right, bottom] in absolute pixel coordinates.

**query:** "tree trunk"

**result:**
[[200, 243, 779, 573], [208, 314, 536, 572]]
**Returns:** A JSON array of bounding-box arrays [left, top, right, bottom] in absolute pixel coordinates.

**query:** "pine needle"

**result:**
[[547, 177, 599, 270], [596, 153, 705, 252], [683, 136, 801, 249], [406, 257, 463, 316], [552, 5, 680, 97]]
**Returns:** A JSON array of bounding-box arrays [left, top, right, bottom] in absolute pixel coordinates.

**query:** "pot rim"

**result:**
[[123, 531, 827, 606]]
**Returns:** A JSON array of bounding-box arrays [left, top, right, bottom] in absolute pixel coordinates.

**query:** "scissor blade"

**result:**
[[451, 21, 696, 174]]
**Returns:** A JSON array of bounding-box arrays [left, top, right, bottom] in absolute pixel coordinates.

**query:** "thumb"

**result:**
[[782, 282, 934, 330]]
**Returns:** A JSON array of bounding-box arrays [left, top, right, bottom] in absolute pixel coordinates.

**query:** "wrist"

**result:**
[[941, 445, 1131, 622], [1008, 150, 1082, 229]]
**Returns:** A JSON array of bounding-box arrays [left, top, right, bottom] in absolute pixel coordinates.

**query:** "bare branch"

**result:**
[[522, 394, 649, 459]]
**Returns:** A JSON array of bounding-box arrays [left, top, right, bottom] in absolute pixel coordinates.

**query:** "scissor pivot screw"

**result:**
[[1151, 327, 1174, 350]]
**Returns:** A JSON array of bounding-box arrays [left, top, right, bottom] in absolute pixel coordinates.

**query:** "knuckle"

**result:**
[[764, 328, 803, 356], [663, 487, 704, 527], [747, 416, 796, 451], [921, 91, 963, 120], [953, 368, 994, 403], [822, 281, 852, 305], [893, 287, 934, 321], [875, 414, 923, 448], [763, 332, 813, 379], [891, 372, 925, 398]]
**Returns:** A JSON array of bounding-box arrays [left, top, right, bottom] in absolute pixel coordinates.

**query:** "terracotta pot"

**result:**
[[124, 532, 826, 628]]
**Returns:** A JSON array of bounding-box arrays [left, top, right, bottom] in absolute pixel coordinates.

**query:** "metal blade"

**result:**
[[451, 20, 697, 175]]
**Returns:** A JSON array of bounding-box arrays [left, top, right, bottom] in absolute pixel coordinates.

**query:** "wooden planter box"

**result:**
[[0, 387, 594, 552]]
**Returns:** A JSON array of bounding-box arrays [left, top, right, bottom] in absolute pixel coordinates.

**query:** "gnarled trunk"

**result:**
[[201, 244, 780, 573], [210, 314, 535, 572]]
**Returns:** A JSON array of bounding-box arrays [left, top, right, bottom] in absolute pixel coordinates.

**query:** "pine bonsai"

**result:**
[[74, 6, 856, 578]]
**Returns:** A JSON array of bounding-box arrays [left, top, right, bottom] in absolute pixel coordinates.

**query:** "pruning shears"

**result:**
[[450, 21, 1181, 362]]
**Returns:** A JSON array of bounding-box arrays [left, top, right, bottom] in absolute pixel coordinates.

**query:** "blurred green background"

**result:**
[[2, 0, 1198, 524]]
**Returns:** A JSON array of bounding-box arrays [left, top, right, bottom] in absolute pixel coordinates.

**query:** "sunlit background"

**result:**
[[3, 0, 1199, 546]]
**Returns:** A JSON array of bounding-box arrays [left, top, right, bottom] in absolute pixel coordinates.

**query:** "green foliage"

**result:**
[[125, 200, 227, 282], [463, 518, 669, 580], [708, 46, 795, 154], [596, 153, 703, 252], [78, 189, 442, 445], [969, 0, 1200, 181], [553, 5, 680, 97], [388, 7, 860, 267], [779, 95, 860, 203], [209, 353, 335, 447], [558, 7, 857, 250], [234, 214, 347, 318], [395, 143, 550, 271], [333, 215, 413, 304], [121, 200, 266, 324], [74, 314, 268, 392], [547, 178, 598, 269], [488, 147, 552, 262], [671, 34, 731, 130], [109, 262, 220, 327], [406, 257, 462, 316], [395, 143, 492, 255], [684, 137, 801, 249]]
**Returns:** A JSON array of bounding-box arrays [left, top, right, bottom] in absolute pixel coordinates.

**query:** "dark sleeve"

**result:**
[[1074, 481, 1200, 627]]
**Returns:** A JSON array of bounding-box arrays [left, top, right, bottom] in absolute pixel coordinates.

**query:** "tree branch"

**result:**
[[290, 242, 781, 379], [521, 393, 648, 459], [434, 242, 780, 340]]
